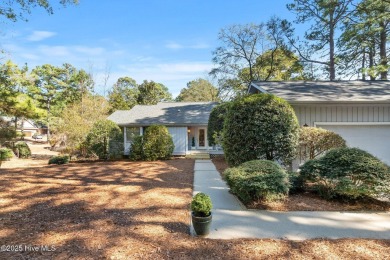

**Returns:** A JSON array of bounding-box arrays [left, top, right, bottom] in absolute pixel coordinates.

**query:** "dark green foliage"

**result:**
[[223, 94, 299, 166], [207, 102, 230, 146], [191, 193, 213, 217], [130, 125, 174, 161], [288, 171, 304, 194], [300, 147, 390, 199], [0, 147, 13, 167], [85, 119, 123, 159], [224, 160, 290, 203], [48, 155, 70, 165], [14, 141, 31, 158], [129, 135, 144, 161]]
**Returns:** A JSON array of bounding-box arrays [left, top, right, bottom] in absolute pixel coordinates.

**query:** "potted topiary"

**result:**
[[191, 192, 213, 236]]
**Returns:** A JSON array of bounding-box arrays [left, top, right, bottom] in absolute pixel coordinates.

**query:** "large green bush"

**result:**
[[300, 147, 390, 199], [207, 102, 230, 146], [224, 160, 290, 203], [191, 193, 213, 217], [0, 147, 13, 167], [85, 119, 123, 159], [14, 141, 31, 158], [130, 125, 174, 161], [298, 127, 346, 160], [223, 94, 299, 166]]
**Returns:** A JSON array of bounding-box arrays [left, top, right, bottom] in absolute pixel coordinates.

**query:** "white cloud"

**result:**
[[165, 42, 183, 49], [165, 41, 210, 50], [27, 31, 57, 41]]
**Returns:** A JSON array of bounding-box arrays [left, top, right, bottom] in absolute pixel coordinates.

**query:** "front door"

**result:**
[[198, 128, 206, 148]]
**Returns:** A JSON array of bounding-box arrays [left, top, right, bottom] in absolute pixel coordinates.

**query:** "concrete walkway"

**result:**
[[192, 160, 390, 240]]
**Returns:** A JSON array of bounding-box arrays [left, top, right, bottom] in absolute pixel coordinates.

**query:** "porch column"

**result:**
[[123, 126, 127, 154]]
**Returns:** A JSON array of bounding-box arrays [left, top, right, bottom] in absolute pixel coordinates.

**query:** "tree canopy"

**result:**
[[176, 78, 220, 102]]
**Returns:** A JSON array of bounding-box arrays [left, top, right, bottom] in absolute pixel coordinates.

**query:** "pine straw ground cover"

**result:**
[[0, 159, 389, 259]]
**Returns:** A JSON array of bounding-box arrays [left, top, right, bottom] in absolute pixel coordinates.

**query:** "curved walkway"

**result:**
[[192, 160, 390, 240]]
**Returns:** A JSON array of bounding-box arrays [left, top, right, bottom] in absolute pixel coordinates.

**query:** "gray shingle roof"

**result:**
[[250, 81, 390, 102], [107, 102, 218, 126]]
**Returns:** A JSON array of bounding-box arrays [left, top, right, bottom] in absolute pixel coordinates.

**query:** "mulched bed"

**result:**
[[0, 159, 389, 259], [212, 157, 390, 212]]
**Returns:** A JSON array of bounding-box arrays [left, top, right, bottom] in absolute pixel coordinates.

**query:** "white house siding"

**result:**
[[292, 103, 390, 165], [168, 127, 188, 156]]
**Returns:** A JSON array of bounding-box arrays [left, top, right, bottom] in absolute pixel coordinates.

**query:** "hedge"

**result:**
[[223, 94, 299, 166]]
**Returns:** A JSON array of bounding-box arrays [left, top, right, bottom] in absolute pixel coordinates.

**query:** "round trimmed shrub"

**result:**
[[129, 135, 144, 161], [14, 141, 31, 158], [300, 147, 390, 199], [141, 125, 174, 161], [48, 155, 70, 165], [0, 147, 13, 167], [223, 94, 299, 166], [224, 160, 290, 203], [299, 127, 346, 160], [191, 192, 213, 217], [207, 102, 230, 146]]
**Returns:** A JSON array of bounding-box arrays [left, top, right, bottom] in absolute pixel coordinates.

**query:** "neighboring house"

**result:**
[[107, 102, 218, 156], [249, 81, 390, 165], [0, 116, 40, 138]]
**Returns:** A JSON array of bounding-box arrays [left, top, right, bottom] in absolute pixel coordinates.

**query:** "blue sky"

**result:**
[[1, 0, 296, 97]]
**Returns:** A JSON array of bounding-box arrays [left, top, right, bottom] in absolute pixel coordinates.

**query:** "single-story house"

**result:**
[[249, 80, 390, 165], [0, 116, 40, 138], [107, 102, 218, 156]]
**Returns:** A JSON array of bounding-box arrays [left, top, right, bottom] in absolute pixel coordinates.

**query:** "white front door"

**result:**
[[198, 128, 206, 149]]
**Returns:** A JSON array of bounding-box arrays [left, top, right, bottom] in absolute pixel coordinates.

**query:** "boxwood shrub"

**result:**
[[130, 125, 174, 161], [223, 94, 299, 166], [0, 147, 13, 167], [191, 193, 213, 217], [14, 141, 31, 158], [300, 147, 390, 199], [224, 160, 290, 203]]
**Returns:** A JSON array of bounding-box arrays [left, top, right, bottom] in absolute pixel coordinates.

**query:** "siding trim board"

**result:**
[[292, 104, 390, 126]]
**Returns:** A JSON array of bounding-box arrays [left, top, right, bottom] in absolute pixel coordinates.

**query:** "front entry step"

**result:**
[[186, 153, 210, 159]]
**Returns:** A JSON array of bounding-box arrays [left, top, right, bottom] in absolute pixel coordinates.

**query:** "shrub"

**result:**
[[0, 147, 13, 167], [129, 135, 144, 161], [288, 171, 304, 194], [298, 127, 346, 160], [300, 147, 390, 199], [224, 160, 290, 203], [48, 155, 70, 165], [129, 125, 174, 161], [14, 141, 31, 158], [191, 193, 213, 217], [85, 119, 123, 159], [223, 94, 299, 166], [207, 102, 230, 146]]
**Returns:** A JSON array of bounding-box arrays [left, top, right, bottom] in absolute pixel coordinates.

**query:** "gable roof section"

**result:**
[[108, 102, 218, 126], [250, 81, 390, 103]]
